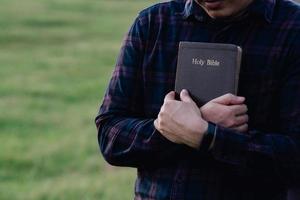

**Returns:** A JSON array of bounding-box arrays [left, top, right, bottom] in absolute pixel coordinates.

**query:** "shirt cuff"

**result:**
[[210, 126, 248, 166]]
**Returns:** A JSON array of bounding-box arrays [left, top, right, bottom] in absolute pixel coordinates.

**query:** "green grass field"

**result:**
[[0, 0, 158, 199]]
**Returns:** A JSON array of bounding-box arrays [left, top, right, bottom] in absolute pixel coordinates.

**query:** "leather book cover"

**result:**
[[175, 42, 242, 106]]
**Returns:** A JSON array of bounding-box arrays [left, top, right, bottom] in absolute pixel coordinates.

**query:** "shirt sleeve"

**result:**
[[204, 39, 300, 186], [95, 15, 186, 168]]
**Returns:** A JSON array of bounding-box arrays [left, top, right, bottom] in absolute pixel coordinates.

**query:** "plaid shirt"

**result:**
[[95, 0, 300, 199]]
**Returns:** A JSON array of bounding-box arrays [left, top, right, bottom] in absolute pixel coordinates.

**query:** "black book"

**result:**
[[175, 42, 242, 106]]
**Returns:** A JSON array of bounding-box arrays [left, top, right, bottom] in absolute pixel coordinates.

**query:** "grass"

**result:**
[[0, 0, 158, 199]]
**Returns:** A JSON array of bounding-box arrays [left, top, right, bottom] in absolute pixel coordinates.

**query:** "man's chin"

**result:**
[[206, 10, 231, 19]]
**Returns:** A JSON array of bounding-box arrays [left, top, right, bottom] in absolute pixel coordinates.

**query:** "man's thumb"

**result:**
[[212, 93, 245, 105], [180, 89, 194, 103]]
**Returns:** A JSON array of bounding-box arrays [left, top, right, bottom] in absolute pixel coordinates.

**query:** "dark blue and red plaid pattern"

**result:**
[[95, 0, 300, 199]]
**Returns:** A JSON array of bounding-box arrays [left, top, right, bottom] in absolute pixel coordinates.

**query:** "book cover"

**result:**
[[175, 42, 242, 106]]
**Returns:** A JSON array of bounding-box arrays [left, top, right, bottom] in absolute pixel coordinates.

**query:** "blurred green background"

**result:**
[[0, 0, 157, 199]]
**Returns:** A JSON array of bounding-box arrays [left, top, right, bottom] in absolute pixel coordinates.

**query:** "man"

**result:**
[[95, 0, 300, 199]]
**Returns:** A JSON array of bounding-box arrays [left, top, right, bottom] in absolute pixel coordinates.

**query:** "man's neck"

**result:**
[[195, 0, 254, 21], [219, 7, 250, 23]]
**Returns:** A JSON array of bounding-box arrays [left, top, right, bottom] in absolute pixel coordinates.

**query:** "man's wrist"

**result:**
[[208, 124, 217, 150], [199, 122, 217, 151]]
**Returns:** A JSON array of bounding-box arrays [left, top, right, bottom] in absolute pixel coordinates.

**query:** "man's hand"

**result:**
[[154, 90, 208, 149], [200, 93, 248, 132]]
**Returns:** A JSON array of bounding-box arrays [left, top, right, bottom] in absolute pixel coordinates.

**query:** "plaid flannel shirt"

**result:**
[[95, 0, 300, 199]]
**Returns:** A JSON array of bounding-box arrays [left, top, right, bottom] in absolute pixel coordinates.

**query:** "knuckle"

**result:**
[[159, 110, 166, 117], [225, 93, 233, 99], [165, 100, 172, 106], [232, 119, 238, 127], [229, 93, 235, 99], [225, 119, 235, 127], [239, 115, 248, 124], [158, 112, 163, 119], [163, 101, 171, 109], [158, 119, 164, 127], [159, 107, 165, 115], [235, 117, 241, 124], [157, 115, 164, 125], [156, 119, 161, 127], [227, 108, 235, 116]]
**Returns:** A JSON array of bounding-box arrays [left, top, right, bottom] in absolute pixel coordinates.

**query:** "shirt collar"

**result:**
[[181, 0, 276, 23]]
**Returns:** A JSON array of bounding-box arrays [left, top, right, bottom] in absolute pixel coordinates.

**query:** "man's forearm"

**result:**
[[201, 125, 300, 185], [96, 113, 187, 168]]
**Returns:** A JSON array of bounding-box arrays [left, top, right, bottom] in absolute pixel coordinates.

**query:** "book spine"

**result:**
[[235, 47, 242, 94]]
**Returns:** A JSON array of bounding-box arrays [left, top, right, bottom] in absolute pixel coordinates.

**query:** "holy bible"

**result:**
[[175, 42, 242, 106]]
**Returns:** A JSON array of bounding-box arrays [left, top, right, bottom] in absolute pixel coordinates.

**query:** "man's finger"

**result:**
[[231, 104, 248, 116], [180, 89, 194, 103], [232, 123, 248, 133], [164, 91, 175, 102], [212, 93, 245, 105], [233, 114, 249, 127]]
